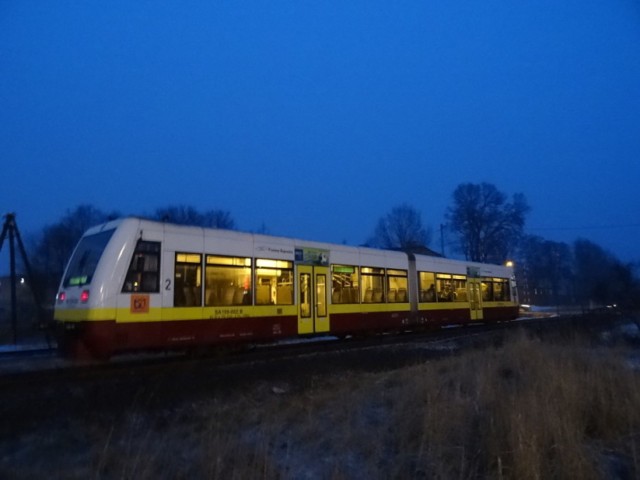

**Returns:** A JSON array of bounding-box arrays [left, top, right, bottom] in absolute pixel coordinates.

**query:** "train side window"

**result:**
[[256, 259, 294, 305], [205, 255, 252, 306], [451, 275, 467, 302], [496, 278, 511, 302], [175, 253, 202, 307], [361, 267, 385, 303], [487, 278, 510, 301], [331, 265, 359, 304], [435, 274, 453, 302], [481, 279, 494, 301], [122, 241, 161, 293], [387, 269, 408, 303], [435, 273, 467, 302], [418, 271, 437, 302]]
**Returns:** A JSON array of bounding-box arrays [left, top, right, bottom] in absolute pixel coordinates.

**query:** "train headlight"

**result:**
[[57, 291, 66, 303], [80, 290, 90, 303]]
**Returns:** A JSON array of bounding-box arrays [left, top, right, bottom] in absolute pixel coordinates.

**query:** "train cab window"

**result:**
[[174, 253, 202, 307], [361, 267, 385, 303], [256, 259, 294, 305], [205, 255, 252, 306], [122, 240, 161, 293], [387, 269, 408, 303], [331, 265, 359, 304], [64, 229, 115, 288], [436, 274, 467, 302]]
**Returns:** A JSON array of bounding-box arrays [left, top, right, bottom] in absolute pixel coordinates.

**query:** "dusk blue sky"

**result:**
[[1, 1, 639, 266]]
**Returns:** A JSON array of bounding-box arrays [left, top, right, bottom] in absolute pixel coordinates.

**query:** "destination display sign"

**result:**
[[466, 266, 481, 278], [295, 247, 329, 265]]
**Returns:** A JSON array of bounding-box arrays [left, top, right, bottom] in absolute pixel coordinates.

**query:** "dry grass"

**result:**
[[4, 323, 640, 479], [388, 331, 640, 479], [90, 329, 640, 479]]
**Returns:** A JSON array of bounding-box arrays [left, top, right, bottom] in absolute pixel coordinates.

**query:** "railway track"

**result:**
[[0, 314, 570, 385], [1, 310, 626, 392], [0, 311, 628, 449]]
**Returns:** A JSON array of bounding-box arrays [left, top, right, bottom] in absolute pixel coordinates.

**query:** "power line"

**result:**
[[529, 223, 640, 232]]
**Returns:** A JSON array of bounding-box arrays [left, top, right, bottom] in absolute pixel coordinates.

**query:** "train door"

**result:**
[[297, 265, 330, 334], [468, 278, 484, 321]]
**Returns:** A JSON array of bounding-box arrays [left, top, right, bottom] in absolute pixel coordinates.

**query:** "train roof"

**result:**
[[82, 216, 513, 275]]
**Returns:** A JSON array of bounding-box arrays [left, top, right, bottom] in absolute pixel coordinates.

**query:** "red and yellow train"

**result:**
[[54, 217, 518, 359]]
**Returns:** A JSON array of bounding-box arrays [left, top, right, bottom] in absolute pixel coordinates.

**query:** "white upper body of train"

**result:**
[[55, 216, 517, 319]]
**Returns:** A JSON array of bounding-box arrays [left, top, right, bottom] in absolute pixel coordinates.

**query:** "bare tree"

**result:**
[[29, 205, 118, 301], [153, 205, 204, 226], [201, 209, 235, 229], [518, 235, 573, 305], [447, 182, 529, 264], [153, 205, 235, 229], [367, 204, 432, 250], [573, 238, 637, 309]]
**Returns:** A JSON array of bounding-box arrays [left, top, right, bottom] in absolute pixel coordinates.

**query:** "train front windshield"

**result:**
[[62, 229, 115, 288]]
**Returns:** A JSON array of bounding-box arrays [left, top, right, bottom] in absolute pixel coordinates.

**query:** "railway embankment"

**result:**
[[1, 312, 639, 479]]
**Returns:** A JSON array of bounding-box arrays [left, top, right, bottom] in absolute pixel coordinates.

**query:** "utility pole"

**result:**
[[440, 224, 446, 257], [0, 213, 47, 345]]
